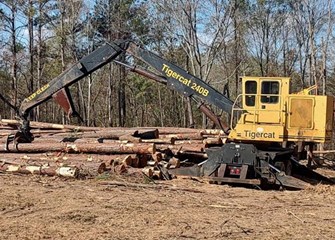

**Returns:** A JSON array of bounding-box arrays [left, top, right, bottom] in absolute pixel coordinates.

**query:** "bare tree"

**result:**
[[35, 0, 53, 121], [0, 0, 25, 118], [318, 0, 333, 95], [149, 0, 235, 128], [246, 0, 289, 77], [290, 0, 334, 89]]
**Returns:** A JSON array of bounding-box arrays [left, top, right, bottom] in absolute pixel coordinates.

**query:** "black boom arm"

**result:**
[[7, 41, 124, 145], [19, 41, 125, 119], [11, 40, 233, 145], [124, 43, 234, 115]]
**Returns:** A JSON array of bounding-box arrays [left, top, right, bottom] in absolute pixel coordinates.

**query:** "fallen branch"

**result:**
[[286, 209, 305, 223]]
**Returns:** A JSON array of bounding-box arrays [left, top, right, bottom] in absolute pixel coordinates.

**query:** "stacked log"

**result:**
[[0, 119, 226, 179]]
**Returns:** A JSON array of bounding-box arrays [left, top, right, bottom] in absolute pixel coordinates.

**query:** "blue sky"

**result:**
[[0, 0, 95, 46]]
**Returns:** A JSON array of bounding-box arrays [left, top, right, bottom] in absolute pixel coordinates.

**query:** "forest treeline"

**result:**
[[0, 0, 334, 128]]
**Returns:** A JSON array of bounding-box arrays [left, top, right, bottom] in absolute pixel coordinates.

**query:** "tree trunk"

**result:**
[[36, 1, 43, 122], [28, 0, 35, 120], [10, 5, 18, 119], [118, 54, 126, 127], [186, 97, 194, 128], [59, 2, 66, 124], [108, 63, 114, 127]]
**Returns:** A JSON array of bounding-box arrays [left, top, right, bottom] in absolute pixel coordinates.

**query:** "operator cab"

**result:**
[[229, 77, 290, 142], [229, 76, 333, 143], [245, 80, 280, 107], [241, 77, 289, 125]]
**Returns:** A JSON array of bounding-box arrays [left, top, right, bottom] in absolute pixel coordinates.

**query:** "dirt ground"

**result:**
[[1, 170, 335, 240]]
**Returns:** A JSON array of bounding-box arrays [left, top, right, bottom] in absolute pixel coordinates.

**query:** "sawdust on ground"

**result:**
[[0, 171, 335, 240]]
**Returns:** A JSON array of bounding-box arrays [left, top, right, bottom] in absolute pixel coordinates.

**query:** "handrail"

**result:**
[[230, 93, 283, 129]]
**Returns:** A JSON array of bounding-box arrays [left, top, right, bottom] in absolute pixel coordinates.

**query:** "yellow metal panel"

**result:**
[[289, 98, 313, 128], [234, 77, 334, 144], [285, 95, 332, 143]]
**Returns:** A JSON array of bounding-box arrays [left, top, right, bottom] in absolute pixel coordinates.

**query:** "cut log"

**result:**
[[159, 133, 203, 140], [168, 157, 181, 168], [157, 144, 205, 153], [142, 137, 175, 145], [0, 162, 79, 178], [155, 127, 203, 134], [119, 134, 142, 143], [137, 154, 151, 168], [203, 137, 223, 146], [0, 157, 107, 176], [0, 125, 16, 130], [131, 156, 140, 168], [49, 129, 159, 141], [112, 164, 127, 174], [0, 119, 99, 131], [30, 137, 65, 143], [134, 129, 159, 139], [200, 129, 225, 135], [151, 152, 163, 163], [0, 152, 119, 164], [142, 167, 154, 177], [52, 130, 139, 139], [76, 162, 107, 176], [122, 155, 134, 166], [1, 142, 156, 154], [174, 140, 204, 145], [176, 151, 208, 162], [67, 138, 102, 144], [102, 139, 129, 144]]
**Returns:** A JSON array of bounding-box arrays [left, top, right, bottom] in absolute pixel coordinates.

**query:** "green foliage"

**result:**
[[0, 70, 11, 93], [128, 74, 154, 99], [91, 0, 149, 42]]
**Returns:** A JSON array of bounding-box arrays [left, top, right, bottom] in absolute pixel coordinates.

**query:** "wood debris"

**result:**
[[0, 119, 226, 180]]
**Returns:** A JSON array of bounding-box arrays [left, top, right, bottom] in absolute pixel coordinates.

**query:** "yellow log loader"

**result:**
[[1, 39, 334, 189]]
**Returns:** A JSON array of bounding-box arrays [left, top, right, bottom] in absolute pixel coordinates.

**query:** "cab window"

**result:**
[[261, 81, 279, 104], [245, 81, 257, 107]]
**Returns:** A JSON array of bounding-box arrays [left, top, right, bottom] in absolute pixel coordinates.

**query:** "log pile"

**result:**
[[0, 119, 226, 180]]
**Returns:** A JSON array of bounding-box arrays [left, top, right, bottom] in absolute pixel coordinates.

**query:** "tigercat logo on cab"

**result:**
[[244, 130, 275, 139]]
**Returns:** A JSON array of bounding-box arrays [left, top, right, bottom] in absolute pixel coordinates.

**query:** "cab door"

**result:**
[[258, 80, 282, 124], [242, 79, 282, 124]]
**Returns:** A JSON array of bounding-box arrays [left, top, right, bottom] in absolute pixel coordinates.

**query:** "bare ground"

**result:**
[[1, 171, 335, 240]]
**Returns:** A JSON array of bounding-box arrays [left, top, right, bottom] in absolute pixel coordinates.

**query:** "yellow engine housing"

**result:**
[[229, 77, 334, 144]]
